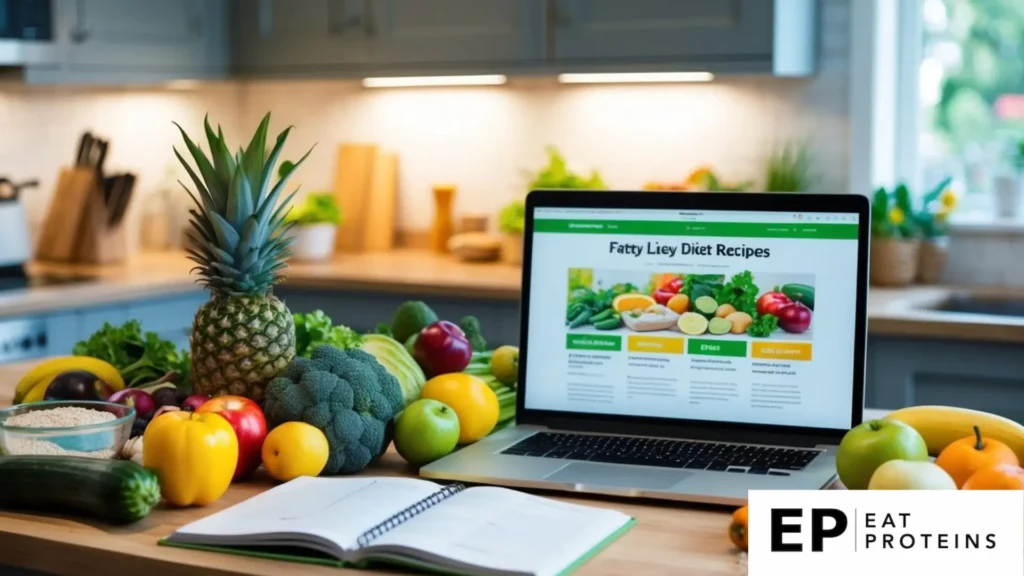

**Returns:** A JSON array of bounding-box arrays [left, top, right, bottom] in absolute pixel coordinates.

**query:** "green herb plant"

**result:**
[[714, 271, 759, 316], [764, 141, 816, 192], [500, 146, 606, 234], [72, 320, 191, 390], [914, 177, 955, 240], [871, 184, 919, 240], [747, 314, 779, 338], [286, 193, 342, 226], [293, 311, 362, 357]]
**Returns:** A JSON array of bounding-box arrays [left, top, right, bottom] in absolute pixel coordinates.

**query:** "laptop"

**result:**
[[421, 190, 869, 506]]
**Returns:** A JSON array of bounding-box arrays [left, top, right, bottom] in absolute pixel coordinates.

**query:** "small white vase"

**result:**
[[290, 223, 337, 262], [994, 175, 1021, 219]]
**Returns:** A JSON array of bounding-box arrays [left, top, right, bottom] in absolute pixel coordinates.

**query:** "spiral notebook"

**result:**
[[159, 476, 635, 576]]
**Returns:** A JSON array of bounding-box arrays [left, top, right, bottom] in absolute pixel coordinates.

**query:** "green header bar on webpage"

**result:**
[[534, 219, 858, 240]]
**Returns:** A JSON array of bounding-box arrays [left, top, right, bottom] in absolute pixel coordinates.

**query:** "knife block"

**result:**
[[36, 166, 126, 264]]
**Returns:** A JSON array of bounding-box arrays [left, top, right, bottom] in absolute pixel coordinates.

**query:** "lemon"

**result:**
[[261, 422, 330, 482], [420, 373, 499, 444], [678, 312, 709, 335], [490, 346, 519, 387]]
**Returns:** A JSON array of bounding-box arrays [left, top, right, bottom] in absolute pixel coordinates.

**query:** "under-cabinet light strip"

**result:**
[[557, 72, 715, 84], [362, 75, 508, 88]]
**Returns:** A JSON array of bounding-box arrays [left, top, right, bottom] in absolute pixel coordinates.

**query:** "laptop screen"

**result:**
[[523, 206, 861, 431]]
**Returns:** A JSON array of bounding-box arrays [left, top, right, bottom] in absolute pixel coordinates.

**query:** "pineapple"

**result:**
[[173, 113, 311, 402]]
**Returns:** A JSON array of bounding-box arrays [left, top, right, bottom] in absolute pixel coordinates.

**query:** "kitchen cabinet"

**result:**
[[0, 293, 204, 364], [231, 0, 816, 79], [231, 0, 375, 74], [233, 0, 545, 76], [866, 336, 1024, 424], [276, 287, 522, 350], [26, 0, 229, 84], [549, 0, 817, 75], [367, 0, 545, 71]]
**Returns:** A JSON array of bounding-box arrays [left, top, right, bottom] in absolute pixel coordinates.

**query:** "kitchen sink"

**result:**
[[935, 294, 1024, 318]]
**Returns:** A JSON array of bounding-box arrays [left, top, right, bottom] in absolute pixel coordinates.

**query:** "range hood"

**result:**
[[0, 38, 58, 66]]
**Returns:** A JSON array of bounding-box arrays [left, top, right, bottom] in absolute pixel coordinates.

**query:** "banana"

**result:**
[[884, 405, 1024, 461], [20, 380, 50, 404], [13, 356, 125, 404]]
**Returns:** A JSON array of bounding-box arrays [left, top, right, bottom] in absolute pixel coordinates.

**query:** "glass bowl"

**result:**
[[0, 401, 135, 459]]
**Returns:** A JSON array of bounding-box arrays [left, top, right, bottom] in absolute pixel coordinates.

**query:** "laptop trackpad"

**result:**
[[543, 462, 690, 490]]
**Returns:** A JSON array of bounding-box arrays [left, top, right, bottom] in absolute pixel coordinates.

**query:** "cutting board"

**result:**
[[36, 167, 97, 262], [332, 144, 378, 253], [363, 152, 398, 252]]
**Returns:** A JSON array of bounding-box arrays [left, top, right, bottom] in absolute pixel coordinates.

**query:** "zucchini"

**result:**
[[0, 456, 161, 524], [780, 283, 815, 310]]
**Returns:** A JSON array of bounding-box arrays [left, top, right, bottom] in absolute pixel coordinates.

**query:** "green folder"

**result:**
[[159, 518, 634, 576], [157, 476, 635, 576]]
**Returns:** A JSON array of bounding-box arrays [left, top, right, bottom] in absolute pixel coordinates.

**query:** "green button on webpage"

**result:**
[[566, 334, 622, 351], [687, 339, 747, 357]]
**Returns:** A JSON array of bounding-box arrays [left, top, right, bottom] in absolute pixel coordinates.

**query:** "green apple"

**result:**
[[867, 460, 956, 490], [836, 419, 928, 489], [394, 399, 460, 466]]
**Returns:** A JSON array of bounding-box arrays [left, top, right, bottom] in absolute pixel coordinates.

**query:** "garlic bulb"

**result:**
[[122, 436, 144, 465]]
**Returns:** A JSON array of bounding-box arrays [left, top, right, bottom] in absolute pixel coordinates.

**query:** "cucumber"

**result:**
[[781, 283, 815, 310], [593, 315, 621, 330], [694, 295, 719, 319], [0, 456, 161, 524], [590, 308, 615, 323]]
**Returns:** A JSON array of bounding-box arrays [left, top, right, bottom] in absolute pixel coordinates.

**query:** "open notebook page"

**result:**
[[169, 476, 443, 553], [358, 486, 632, 576]]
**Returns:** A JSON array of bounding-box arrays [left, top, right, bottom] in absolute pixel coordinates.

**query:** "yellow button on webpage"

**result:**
[[627, 335, 684, 354], [751, 341, 812, 361]]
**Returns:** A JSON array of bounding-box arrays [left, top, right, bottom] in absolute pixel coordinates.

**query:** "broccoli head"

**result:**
[[263, 345, 404, 475], [459, 315, 487, 351]]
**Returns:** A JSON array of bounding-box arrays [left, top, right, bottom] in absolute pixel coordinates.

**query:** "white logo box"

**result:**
[[748, 490, 1023, 576]]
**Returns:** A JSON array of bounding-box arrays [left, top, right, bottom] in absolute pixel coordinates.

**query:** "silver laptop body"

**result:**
[[421, 191, 869, 507]]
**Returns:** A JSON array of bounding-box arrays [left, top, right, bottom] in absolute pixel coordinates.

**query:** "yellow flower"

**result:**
[[940, 188, 958, 210], [888, 207, 905, 225]]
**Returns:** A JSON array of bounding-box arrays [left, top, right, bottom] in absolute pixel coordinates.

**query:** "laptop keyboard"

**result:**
[[500, 432, 822, 475]]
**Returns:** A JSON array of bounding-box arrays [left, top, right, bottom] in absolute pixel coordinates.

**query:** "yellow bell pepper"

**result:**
[[143, 411, 238, 507]]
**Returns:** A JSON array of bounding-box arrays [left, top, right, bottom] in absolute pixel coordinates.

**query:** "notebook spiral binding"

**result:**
[[356, 483, 466, 548]]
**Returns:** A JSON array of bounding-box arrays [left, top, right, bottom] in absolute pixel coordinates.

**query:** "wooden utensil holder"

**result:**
[[36, 166, 126, 265]]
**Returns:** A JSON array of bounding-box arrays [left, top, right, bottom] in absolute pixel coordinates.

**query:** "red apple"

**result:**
[[196, 395, 267, 481], [181, 394, 210, 412]]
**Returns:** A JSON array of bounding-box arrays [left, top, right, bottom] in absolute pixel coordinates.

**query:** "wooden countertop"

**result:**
[[0, 360, 885, 576], [6, 251, 1024, 344]]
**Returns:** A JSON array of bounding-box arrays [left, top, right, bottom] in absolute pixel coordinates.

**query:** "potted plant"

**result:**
[[913, 177, 956, 284], [286, 193, 342, 262], [995, 137, 1024, 218], [763, 141, 817, 192], [498, 146, 606, 264], [870, 184, 921, 286]]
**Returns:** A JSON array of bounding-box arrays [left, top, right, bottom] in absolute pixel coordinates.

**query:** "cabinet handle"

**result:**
[[71, 0, 88, 43], [548, 0, 571, 27], [328, 0, 371, 35]]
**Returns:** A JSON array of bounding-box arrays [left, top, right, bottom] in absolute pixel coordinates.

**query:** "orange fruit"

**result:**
[[261, 422, 330, 482], [612, 293, 656, 313], [963, 464, 1024, 490], [666, 293, 690, 314], [729, 505, 748, 551], [420, 373, 499, 444], [935, 425, 1020, 487]]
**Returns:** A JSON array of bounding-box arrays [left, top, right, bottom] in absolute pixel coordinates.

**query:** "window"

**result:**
[[917, 0, 1024, 216]]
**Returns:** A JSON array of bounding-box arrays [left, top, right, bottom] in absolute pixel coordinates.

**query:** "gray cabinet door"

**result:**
[[368, 0, 545, 68], [232, 0, 375, 72], [551, 0, 773, 62], [62, 0, 226, 75]]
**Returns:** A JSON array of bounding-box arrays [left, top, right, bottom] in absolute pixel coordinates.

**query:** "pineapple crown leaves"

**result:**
[[173, 112, 315, 296]]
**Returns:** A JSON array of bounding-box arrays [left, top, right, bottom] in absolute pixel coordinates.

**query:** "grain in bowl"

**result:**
[[0, 401, 135, 459]]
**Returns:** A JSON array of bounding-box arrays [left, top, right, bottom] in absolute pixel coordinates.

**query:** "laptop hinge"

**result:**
[[540, 417, 837, 448]]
